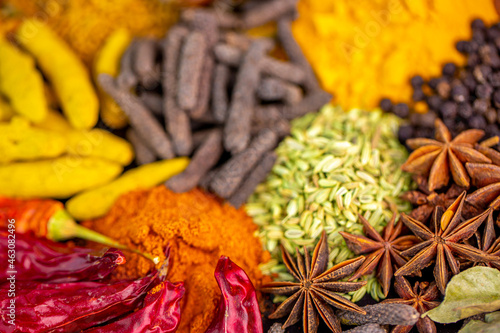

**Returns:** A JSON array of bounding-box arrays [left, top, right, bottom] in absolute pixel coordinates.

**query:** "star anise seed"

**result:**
[[394, 192, 496, 294], [382, 276, 440, 333], [340, 214, 419, 297], [261, 232, 367, 333], [470, 210, 500, 270], [402, 119, 491, 192]]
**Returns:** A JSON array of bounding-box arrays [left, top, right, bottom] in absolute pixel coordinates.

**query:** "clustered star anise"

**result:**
[[261, 232, 367, 333]]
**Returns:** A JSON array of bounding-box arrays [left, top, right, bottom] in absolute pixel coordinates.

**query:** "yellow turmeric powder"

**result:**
[[6, 0, 178, 65], [84, 186, 270, 333], [292, 0, 499, 110]]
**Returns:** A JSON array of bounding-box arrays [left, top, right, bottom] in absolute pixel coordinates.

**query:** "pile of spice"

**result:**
[[246, 104, 413, 301], [99, 0, 331, 208], [292, 0, 498, 110], [383, 19, 500, 146], [84, 186, 270, 333], [3, 0, 177, 65]]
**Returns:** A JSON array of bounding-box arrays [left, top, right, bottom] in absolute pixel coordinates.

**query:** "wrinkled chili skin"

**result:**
[[205, 256, 263, 333], [85, 281, 184, 333], [0, 229, 125, 282], [0, 273, 157, 333]]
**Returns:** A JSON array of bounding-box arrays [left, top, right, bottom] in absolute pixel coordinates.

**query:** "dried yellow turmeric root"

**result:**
[[66, 157, 189, 220], [16, 20, 99, 130], [94, 28, 131, 129], [34, 110, 134, 165], [0, 97, 14, 122], [0, 117, 67, 164], [66, 129, 134, 166], [0, 157, 123, 199], [0, 38, 48, 123]]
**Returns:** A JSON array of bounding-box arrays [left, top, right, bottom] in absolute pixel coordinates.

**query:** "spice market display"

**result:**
[[1, 0, 500, 333]]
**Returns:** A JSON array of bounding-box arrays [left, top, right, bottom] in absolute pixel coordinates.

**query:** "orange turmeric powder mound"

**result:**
[[84, 186, 270, 333]]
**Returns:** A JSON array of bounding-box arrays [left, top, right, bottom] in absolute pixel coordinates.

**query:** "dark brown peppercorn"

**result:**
[[457, 102, 473, 118], [436, 80, 451, 99], [398, 124, 414, 144], [338, 303, 419, 326], [410, 75, 424, 88], [485, 108, 498, 123], [473, 99, 489, 114], [474, 65, 493, 83], [471, 18, 486, 31], [494, 90, 500, 108], [476, 84, 494, 99], [412, 89, 425, 102], [409, 111, 437, 128], [451, 84, 469, 102], [427, 95, 443, 110], [442, 62, 457, 77], [470, 115, 487, 129]]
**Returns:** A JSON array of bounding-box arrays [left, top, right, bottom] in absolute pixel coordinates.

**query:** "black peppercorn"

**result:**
[[470, 115, 487, 129], [410, 75, 424, 88], [471, 18, 486, 31], [442, 63, 457, 77], [462, 72, 477, 91], [473, 65, 492, 84], [494, 90, 500, 108], [427, 95, 443, 110], [398, 124, 414, 144], [467, 53, 481, 67], [379, 98, 393, 113], [410, 111, 437, 128], [476, 84, 494, 99], [489, 73, 500, 87], [456, 40, 472, 54], [473, 99, 489, 114], [437, 80, 451, 98], [428, 77, 442, 90], [485, 108, 498, 124], [440, 101, 458, 118], [451, 84, 469, 102], [393, 103, 410, 118], [457, 102, 473, 119], [412, 89, 425, 102]]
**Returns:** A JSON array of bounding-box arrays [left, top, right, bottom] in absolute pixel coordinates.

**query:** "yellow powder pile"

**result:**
[[292, 0, 499, 110], [85, 186, 270, 333], [4, 0, 177, 65]]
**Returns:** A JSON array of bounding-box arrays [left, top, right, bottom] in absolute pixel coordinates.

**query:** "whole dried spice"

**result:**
[[205, 256, 263, 333], [395, 192, 495, 294], [337, 303, 419, 326], [469, 210, 500, 270], [85, 280, 184, 333], [247, 106, 413, 296], [382, 276, 441, 333], [126, 128, 157, 165], [401, 119, 491, 192], [0, 270, 158, 333], [133, 38, 160, 89], [340, 214, 419, 297], [343, 324, 386, 333], [261, 232, 367, 333], [0, 229, 125, 283], [466, 163, 500, 210]]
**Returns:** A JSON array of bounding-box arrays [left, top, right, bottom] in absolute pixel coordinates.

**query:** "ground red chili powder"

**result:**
[[84, 186, 270, 333]]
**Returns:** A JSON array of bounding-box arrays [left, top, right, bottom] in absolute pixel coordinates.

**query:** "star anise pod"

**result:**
[[466, 163, 500, 210], [401, 119, 491, 192], [381, 276, 440, 333], [394, 192, 495, 294], [340, 214, 419, 297], [261, 232, 367, 333], [469, 210, 500, 270]]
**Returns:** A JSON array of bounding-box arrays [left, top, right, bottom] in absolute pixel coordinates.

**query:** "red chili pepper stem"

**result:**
[[48, 209, 160, 264]]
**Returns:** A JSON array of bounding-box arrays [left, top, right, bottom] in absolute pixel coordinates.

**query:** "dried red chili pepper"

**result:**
[[0, 271, 158, 333], [85, 281, 184, 333], [205, 256, 263, 333], [0, 229, 125, 282]]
